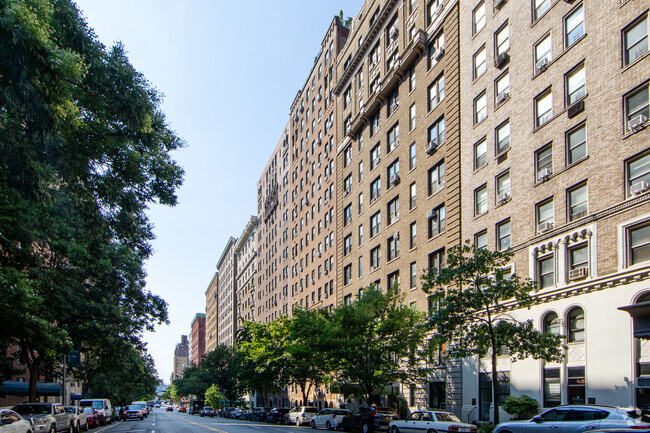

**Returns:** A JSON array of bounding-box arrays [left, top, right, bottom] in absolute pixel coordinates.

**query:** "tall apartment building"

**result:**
[[205, 271, 218, 353], [458, 0, 650, 421], [190, 313, 206, 365], [257, 121, 292, 323], [334, 0, 462, 412], [171, 335, 189, 383], [217, 237, 237, 347], [235, 216, 258, 328], [288, 17, 350, 314]]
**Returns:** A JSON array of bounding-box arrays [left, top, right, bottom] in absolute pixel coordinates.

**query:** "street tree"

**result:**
[[327, 286, 432, 405], [422, 243, 564, 424], [205, 384, 224, 409], [200, 345, 246, 406]]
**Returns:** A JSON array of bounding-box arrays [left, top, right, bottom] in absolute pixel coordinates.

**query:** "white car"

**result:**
[[389, 411, 477, 433], [287, 407, 319, 426], [64, 406, 89, 432], [311, 408, 350, 430], [0, 409, 33, 433]]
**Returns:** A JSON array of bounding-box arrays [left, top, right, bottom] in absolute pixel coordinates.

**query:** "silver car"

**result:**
[[389, 411, 477, 433], [0, 409, 33, 433], [311, 408, 350, 430], [494, 405, 650, 433]]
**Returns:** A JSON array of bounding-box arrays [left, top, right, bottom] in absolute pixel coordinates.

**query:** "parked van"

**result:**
[[79, 399, 113, 425]]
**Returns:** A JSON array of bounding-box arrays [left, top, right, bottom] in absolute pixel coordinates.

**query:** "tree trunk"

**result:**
[[26, 349, 44, 403]]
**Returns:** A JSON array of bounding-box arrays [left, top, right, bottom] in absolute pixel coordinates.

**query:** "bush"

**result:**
[[502, 395, 539, 420], [478, 423, 494, 433]]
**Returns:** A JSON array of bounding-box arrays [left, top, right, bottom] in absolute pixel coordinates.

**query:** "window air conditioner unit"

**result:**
[[317, 94, 322, 102], [537, 221, 553, 233], [318, 252, 322, 258], [496, 90, 510, 105], [495, 0, 508, 9], [631, 181, 650, 195], [637, 376, 650, 389], [390, 27, 399, 40], [391, 102, 399, 112], [370, 265, 377, 272], [300, 267, 303, 272], [427, 209, 436, 219], [390, 174, 401, 187], [571, 209, 587, 220], [317, 138, 322, 145], [426, 139, 438, 155], [536, 57, 549, 73], [300, 106, 305, 112], [393, 59, 401, 71], [629, 114, 648, 131], [497, 192, 510, 204], [324, 269, 329, 275], [434, 47, 445, 62], [343, 189, 350, 197], [538, 168, 552, 181], [494, 52, 509, 68], [569, 267, 587, 281], [394, 232, 400, 240], [567, 99, 585, 118], [305, 199, 310, 206], [374, 157, 380, 167]]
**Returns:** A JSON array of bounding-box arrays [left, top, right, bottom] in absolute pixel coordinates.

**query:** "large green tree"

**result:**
[[0, 0, 183, 400], [422, 244, 564, 424], [201, 345, 246, 406]]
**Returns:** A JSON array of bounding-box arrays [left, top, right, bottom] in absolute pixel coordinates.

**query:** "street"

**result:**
[[96, 409, 313, 433]]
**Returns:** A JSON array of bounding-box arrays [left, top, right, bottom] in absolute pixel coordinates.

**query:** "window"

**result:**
[[497, 219, 511, 251], [427, 0, 443, 25], [537, 198, 554, 229], [474, 139, 487, 170], [475, 92, 487, 124], [496, 119, 510, 154], [409, 142, 416, 170], [344, 174, 352, 196], [625, 83, 649, 132], [565, 5, 584, 48], [536, 89, 553, 127], [387, 123, 400, 152], [370, 245, 381, 269], [543, 368, 561, 408], [344, 234, 352, 256], [358, 256, 363, 278], [628, 152, 650, 196], [370, 177, 381, 202], [428, 117, 445, 147], [408, 66, 416, 92], [428, 204, 446, 238], [359, 161, 364, 183], [344, 204, 352, 226], [410, 182, 417, 210], [569, 244, 588, 272], [344, 86, 351, 109], [496, 170, 510, 201], [387, 234, 400, 261], [475, 231, 488, 249], [473, 1, 486, 34], [629, 222, 650, 265], [429, 248, 446, 273], [370, 42, 381, 69], [344, 146, 352, 167], [370, 109, 381, 136], [359, 225, 364, 246], [567, 307, 585, 342], [475, 185, 488, 215], [410, 262, 417, 288], [495, 23, 510, 56], [410, 222, 417, 249], [474, 45, 487, 79], [537, 144, 553, 179], [427, 32, 445, 69], [409, 104, 417, 131], [387, 197, 400, 225], [370, 211, 381, 237], [496, 71, 510, 103], [535, 33, 552, 69], [566, 64, 586, 106], [567, 123, 586, 164], [344, 264, 352, 285], [388, 88, 399, 117], [538, 254, 555, 289], [358, 193, 364, 214], [534, 0, 550, 20], [428, 74, 445, 111], [624, 15, 649, 65], [371, 144, 381, 170], [543, 312, 561, 335], [428, 160, 445, 196], [568, 182, 588, 220], [567, 367, 586, 404]]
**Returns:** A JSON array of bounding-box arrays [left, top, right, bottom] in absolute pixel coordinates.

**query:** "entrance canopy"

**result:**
[[619, 301, 650, 339]]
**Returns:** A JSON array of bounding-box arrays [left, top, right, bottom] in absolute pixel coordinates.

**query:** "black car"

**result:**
[[249, 407, 271, 422], [266, 408, 291, 424], [342, 407, 399, 433]]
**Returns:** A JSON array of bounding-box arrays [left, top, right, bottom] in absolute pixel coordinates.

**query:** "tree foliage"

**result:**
[[422, 243, 564, 424], [0, 0, 184, 399]]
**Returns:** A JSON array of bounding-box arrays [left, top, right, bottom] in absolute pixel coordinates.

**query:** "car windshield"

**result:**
[[203, 407, 213, 411], [435, 413, 461, 422], [127, 406, 141, 411], [83, 408, 94, 414], [14, 405, 51, 415]]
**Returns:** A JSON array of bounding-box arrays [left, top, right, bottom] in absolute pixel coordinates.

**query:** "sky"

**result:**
[[73, 0, 365, 384]]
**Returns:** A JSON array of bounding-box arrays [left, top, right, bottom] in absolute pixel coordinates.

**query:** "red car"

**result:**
[[84, 407, 99, 428]]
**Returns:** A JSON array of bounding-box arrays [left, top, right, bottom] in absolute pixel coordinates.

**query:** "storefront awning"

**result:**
[[619, 301, 650, 339], [0, 381, 62, 396]]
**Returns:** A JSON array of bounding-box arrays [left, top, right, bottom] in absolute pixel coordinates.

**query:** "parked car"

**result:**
[[287, 406, 320, 426], [342, 406, 399, 433], [82, 408, 99, 429], [178, 407, 187, 413], [122, 405, 145, 421], [79, 399, 112, 425], [12, 403, 74, 433], [166, 406, 173, 412], [64, 406, 89, 432], [200, 407, 216, 418], [311, 408, 351, 430], [130, 403, 148, 418], [389, 411, 476, 433], [0, 409, 33, 433], [249, 407, 271, 422], [493, 406, 650, 433], [266, 408, 291, 424]]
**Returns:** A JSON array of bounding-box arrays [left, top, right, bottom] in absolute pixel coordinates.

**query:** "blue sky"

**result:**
[[74, 0, 365, 383]]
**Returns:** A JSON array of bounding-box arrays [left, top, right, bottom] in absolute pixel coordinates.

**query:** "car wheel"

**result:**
[[68, 423, 74, 433], [362, 423, 371, 433], [427, 429, 438, 433], [297, 418, 302, 426], [311, 420, 316, 429], [49, 426, 56, 433], [391, 427, 400, 433], [84, 420, 89, 431], [326, 421, 332, 430]]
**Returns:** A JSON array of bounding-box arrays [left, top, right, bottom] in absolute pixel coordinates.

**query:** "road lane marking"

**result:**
[[171, 414, 229, 433]]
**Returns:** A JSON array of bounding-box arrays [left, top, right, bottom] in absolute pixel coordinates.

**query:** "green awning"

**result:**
[[0, 381, 62, 396]]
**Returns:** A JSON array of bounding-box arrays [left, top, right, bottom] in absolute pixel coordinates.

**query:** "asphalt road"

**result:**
[[93, 409, 313, 433]]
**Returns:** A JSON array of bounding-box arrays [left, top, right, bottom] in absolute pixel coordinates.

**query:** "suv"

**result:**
[[79, 399, 112, 425], [341, 406, 399, 433], [12, 403, 74, 433], [287, 406, 319, 426], [200, 407, 216, 418]]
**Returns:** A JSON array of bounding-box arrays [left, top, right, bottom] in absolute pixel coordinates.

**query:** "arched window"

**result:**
[[637, 292, 650, 304], [567, 307, 585, 342], [543, 312, 561, 336]]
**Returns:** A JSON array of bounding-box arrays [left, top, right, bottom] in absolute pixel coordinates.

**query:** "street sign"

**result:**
[[66, 351, 81, 366]]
